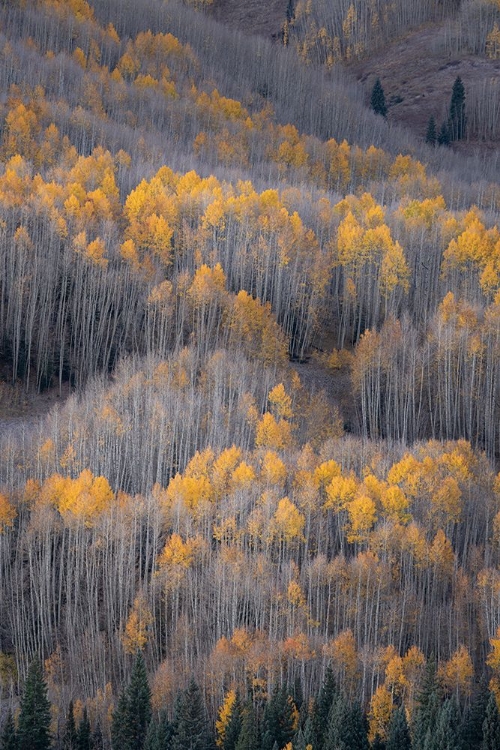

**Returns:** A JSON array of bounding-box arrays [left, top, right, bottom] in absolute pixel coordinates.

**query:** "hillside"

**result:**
[[0, 1, 499, 749]]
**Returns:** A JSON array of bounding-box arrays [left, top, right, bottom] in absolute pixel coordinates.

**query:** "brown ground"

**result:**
[[209, 0, 286, 40], [350, 23, 500, 150]]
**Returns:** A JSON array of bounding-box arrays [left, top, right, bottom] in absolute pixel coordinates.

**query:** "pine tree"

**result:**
[[63, 701, 78, 750], [481, 692, 500, 750], [412, 660, 441, 750], [171, 678, 210, 750], [460, 683, 489, 749], [17, 660, 52, 750], [261, 686, 296, 750], [437, 121, 450, 146], [111, 690, 129, 750], [235, 702, 259, 750], [386, 706, 410, 750], [425, 116, 437, 146], [431, 697, 460, 750], [0, 711, 18, 750], [224, 693, 243, 750], [90, 722, 103, 750], [311, 667, 338, 750], [111, 652, 152, 750], [144, 712, 173, 750], [126, 652, 152, 750], [77, 708, 91, 750], [324, 693, 368, 750], [448, 76, 466, 141], [370, 79, 387, 118]]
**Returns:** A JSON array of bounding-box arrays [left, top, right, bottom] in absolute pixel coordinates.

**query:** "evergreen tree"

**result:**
[[126, 652, 152, 750], [77, 708, 91, 750], [261, 685, 296, 750], [371, 733, 386, 750], [437, 121, 450, 146], [111, 652, 152, 750], [311, 667, 338, 750], [370, 79, 387, 118], [90, 722, 103, 750], [324, 693, 368, 750], [17, 660, 52, 750], [235, 702, 259, 750], [386, 706, 411, 750], [481, 692, 500, 750], [62, 701, 78, 750], [412, 660, 441, 750], [460, 683, 489, 750], [425, 116, 437, 146], [111, 690, 129, 750], [143, 711, 172, 750], [224, 693, 243, 750], [448, 76, 466, 141], [431, 697, 460, 750], [171, 678, 210, 750], [0, 711, 18, 750]]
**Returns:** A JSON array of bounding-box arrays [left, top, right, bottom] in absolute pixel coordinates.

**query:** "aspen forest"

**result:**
[[1, 0, 500, 748]]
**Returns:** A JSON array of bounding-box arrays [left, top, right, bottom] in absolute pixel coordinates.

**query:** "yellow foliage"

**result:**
[[368, 685, 394, 743], [255, 412, 293, 451], [261, 451, 288, 486], [268, 383, 293, 420], [122, 595, 152, 653], [43, 470, 114, 526], [270, 497, 305, 543], [216, 690, 237, 749], [324, 473, 358, 510], [346, 494, 377, 542], [439, 645, 473, 697]]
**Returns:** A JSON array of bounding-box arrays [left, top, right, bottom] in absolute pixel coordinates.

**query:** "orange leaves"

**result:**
[[122, 595, 153, 654], [0, 493, 16, 532]]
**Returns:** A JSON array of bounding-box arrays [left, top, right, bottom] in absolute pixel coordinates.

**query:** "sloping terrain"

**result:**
[[210, 0, 286, 40], [351, 22, 500, 149]]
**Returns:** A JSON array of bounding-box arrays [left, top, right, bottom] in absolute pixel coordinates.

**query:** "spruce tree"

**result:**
[[262, 686, 295, 750], [448, 76, 466, 141], [412, 660, 441, 750], [224, 692, 243, 750], [370, 79, 387, 118], [171, 678, 210, 750], [17, 660, 52, 750], [324, 693, 368, 750], [126, 652, 152, 750], [144, 712, 173, 750], [311, 667, 338, 750], [431, 697, 460, 750], [481, 692, 500, 750], [0, 711, 18, 750], [460, 683, 489, 749], [111, 690, 129, 750], [425, 116, 437, 146], [77, 707, 91, 750], [235, 702, 259, 750], [90, 722, 103, 750], [437, 121, 450, 146], [386, 706, 411, 750], [62, 701, 78, 750]]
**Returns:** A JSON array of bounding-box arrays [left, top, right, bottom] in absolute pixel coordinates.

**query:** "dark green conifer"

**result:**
[[77, 707, 91, 750], [425, 116, 437, 146], [224, 692, 242, 750], [0, 710, 18, 750], [448, 76, 466, 141], [459, 683, 489, 749], [17, 660, 52, 750], [324, 693, 368, 750], [386, 706, 411, 750], [481, 692, 500, 750], [62, 701, 78, 750], [311, 667, 338, 750], [431, 697, 460, 750], [261, 686, 295, 750], [370, 78, 387, 118], [235, 702, 259, 750], [437, 121, 450, 146], [171, 678, 210, 750], [126, 652, 152, 750], [90, 722, 103, 750], [412, 660, 441, 750], [111, 690, 129, 750]]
